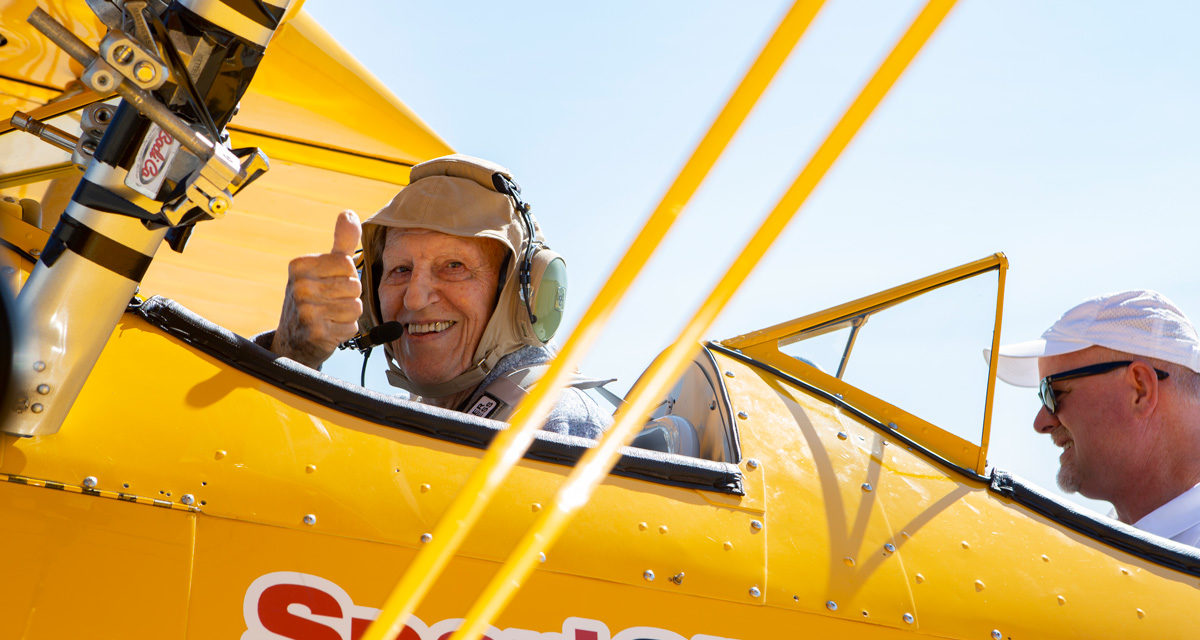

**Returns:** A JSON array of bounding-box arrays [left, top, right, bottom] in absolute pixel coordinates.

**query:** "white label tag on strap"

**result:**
[[467, 394, 501, 419], [125, 122, 181, 199]]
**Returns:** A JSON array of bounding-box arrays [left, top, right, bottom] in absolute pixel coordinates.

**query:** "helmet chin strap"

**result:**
[[384, 356, 492, 400]]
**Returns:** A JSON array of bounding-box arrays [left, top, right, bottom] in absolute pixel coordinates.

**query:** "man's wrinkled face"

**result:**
[[378, 229, 506, 387], [1034, 347, 1132, 499]]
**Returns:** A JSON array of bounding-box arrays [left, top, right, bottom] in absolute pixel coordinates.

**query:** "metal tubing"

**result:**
[[9, 112, 80, 152], [978, 257, 1008, 475], [7, 143, 169, 436], [448, 2, 959, 639], [358, 2, 828, 639], [26, 8, 95, 67], [26, 8, 216, 160]]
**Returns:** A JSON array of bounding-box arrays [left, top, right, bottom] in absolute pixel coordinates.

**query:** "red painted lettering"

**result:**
[[258, 583, 343, 640], [138, 129, 175, 182]]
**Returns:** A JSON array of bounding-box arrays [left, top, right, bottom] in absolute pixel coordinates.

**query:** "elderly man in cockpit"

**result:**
[[265, 154, 610, 439]]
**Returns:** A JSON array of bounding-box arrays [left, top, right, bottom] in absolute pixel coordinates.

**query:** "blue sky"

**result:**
[[309, 0, 1200, 515]]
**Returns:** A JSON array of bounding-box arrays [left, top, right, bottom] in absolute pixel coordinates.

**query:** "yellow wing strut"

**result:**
[[359, 2, 827, 638], [448, 1, 960, 640]]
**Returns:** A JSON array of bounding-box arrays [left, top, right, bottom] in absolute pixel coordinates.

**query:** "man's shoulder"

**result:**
[[1135, 482, 1200, 544]]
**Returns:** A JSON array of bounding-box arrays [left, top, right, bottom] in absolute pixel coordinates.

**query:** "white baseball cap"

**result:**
[[984, 290, 1200, 387]]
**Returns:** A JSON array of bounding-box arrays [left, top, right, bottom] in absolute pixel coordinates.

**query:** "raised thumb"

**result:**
[[331, 210, 362, 256]]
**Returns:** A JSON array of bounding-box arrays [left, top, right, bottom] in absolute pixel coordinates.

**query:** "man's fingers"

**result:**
[[288, 253, 358, 279], [291, 273, 361, 301], [331, 210, 362, 257]]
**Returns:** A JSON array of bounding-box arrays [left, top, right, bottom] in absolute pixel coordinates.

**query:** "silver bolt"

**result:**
[[749, 586, 761, 598], [724, 370, 735, 378], [670, 572, 684, 585], [31, 403, 44, 413], [29, 248, 40, 257], [538, 552, 546, 563], [420, 533, 432, 543], [837, 431, 848, 440], [903, 613, 914, 624], [884, 543, 896, 554], [991, 631, 1002, 640], [36, 384, 50, 395], [737, 411, 748, 420], [861, 483, 873, 492], [112, 44, 134, 64], [82, 476, 98, 489], [750, 519, 763, 531], [826, 600, 838, 611], [209, 196, 230, 215], [181, 494, 195, 505], [746, 458, 759, 469], [888, 422, 898, 430], [33, 361, 46, 372], [643, 570, 655, 581], [303, 514, 317, 525]]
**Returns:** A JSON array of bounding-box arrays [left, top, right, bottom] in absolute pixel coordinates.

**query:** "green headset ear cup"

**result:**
[[528, 250, 566, 343]]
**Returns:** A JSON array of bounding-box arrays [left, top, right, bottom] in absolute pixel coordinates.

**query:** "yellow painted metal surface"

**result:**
[[0, 479, 195, 637], [0, 296, 1197, 638], [712, 347, 1200, 638], [0, 315, 768, 637]]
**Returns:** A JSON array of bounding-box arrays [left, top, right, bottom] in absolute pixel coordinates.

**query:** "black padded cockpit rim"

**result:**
[[990, 470, 1200, 576], [130, 296, 744, 495]]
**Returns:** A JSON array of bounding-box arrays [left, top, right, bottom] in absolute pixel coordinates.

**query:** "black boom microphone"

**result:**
[[338, 321, 404, 353]]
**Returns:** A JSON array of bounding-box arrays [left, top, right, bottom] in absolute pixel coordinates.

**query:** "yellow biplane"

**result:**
[[2, 1, 1198, 639]]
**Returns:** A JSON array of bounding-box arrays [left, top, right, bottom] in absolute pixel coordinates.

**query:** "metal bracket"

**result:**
[[97, 30, 169, 91]]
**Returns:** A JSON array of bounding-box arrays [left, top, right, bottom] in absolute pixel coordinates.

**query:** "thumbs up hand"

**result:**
[[270, 210, 364, 369]]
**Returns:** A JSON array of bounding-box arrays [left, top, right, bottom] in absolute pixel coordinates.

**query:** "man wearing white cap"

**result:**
[[989, 290, 1200, 546]]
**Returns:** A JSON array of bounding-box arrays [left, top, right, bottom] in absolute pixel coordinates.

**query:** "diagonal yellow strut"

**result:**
[[360, 2, 827, 639], [447, 2, 960, 640]]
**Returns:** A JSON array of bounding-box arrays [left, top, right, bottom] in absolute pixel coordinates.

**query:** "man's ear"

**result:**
[[1127, 360, 1161, 417]]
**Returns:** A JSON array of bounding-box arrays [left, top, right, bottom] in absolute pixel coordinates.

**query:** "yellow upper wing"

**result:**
[[0, 0, 454, 334]]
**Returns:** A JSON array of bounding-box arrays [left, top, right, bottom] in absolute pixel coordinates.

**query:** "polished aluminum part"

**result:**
[[9, 112, 80, 152]]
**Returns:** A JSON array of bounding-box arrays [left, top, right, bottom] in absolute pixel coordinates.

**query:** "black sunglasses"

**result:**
[[1038, 360, 1169, 414]]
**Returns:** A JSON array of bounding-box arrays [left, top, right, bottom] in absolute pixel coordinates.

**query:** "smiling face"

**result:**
[[1034, 347, 1136, 499], [377, 228, 507, 388]]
